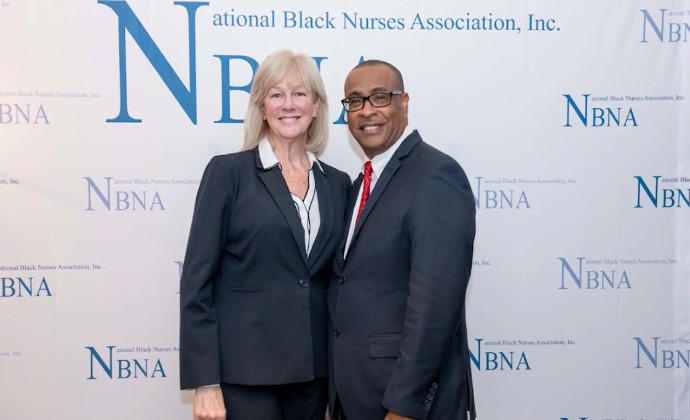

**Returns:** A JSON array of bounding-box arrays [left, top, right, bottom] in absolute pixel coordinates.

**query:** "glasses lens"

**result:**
[[371, 93, 392, 107], [348, 98, 364, 110]]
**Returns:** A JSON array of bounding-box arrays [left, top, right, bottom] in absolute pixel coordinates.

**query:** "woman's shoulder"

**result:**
[[207, 149, 256, 168], [199, 150, 258, 187]]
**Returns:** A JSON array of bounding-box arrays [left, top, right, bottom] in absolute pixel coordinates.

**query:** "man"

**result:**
[[328, 60, 477, 420]]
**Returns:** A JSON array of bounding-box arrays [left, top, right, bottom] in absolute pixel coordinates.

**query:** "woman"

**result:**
[[179, 50, 350, 420]]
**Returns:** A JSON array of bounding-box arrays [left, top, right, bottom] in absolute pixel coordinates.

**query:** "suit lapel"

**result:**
[[350, 131, 422, 247], [256, 157, 308, 262], [337, 173, 362, 265], [307, 166, 332, 268], [345, 174, 362, 230]]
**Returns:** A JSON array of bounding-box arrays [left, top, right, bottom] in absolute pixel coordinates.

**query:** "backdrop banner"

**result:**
[[1, 1, 689, 419]]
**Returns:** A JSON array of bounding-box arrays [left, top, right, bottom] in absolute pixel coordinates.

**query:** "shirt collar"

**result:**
[[258, 138, 323, 173], [366, 127, 414, 178]]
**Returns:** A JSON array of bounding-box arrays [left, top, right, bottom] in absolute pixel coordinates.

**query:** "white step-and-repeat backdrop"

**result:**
[[1, 1, 689, 419]]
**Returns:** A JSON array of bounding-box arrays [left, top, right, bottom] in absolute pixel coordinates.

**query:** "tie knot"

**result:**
[[363, 161, 372, 177]]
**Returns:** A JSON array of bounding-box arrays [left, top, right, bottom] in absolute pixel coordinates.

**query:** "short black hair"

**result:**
[[353, 60, 405, 91]]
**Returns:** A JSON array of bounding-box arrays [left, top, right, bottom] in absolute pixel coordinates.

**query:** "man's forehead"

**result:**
[[348, 64, 393, 79], [345, 66, 395, 92]]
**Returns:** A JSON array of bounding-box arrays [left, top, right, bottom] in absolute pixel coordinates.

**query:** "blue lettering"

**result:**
[[36, 278, 52, 296], [558, 257, 584, 289], [0, 104, 11, 123], [214, 55, 259, 124], [675, 350, 690, 368], [133, 359, 147, 378], [516, 353, 530, 370], [86, 346, 167, 379], [116, 191, 130, 210], [606, 108, 620, 126], [150, 192, 165, 210], [469, 338, 482, 370], [469, 339, 530, 371], [640, 9, 667, 43], [84, 177, 165, 211], [0, 104, 50, 124], [84, 177, 112, 210], [119, 359, 133, 378], [591, 107, 605, 127], [560, 258, 631, 290], [1, 278, 14, 297], [97, 1, 208, 124], [86, 346, 116, 379], [635, 176, 660, 208], [131, 191, 146, 210], [473, 177, 530, 209], [484, 351, 498, 370], [640, 9, 690, 43], [152, 359, 167, 377], [1, 277, 52, 297], [668, 22, 690, 42], [663, 189, 676, 208], [635, 176, 689, 208], [634, 337, 659, 368], [563, 94, 589, 127], [565, 94, 637, 127], [586, 270, 600, 289], [485, 190, 498, 209], [15, 104, 31, 124], [174, 261, 183, 294]]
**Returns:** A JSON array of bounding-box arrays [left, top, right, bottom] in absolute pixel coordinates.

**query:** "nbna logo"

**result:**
[[563, 94, 637, 128], [1, 276, 53, 298], [640, 9, 690, 43], [84, 177, 166, 211], [86, 346, 167, 379], [97, 1, 351, 125], [634, 176, 690, 209]]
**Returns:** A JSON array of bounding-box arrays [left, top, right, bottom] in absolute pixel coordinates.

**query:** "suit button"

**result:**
[[333, 328, 342, 337], [298, 279, 309, 287], [338, 277, 346, 284], [431, 382, 438, 389], [424, 400, 431, 407], [429, 388, 436, 395], [427, 394, 433, 400]]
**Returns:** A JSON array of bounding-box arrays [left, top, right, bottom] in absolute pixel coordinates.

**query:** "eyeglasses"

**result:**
[[341, 91, 404, 112]]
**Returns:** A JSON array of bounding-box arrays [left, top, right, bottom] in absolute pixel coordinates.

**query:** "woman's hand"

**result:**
[[193, 386, 226, 420]]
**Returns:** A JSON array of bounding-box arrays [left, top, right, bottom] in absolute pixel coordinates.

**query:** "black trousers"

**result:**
[[220, 378, 327, 420]]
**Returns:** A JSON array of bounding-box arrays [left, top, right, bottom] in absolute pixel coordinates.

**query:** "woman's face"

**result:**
[[263, 76, 320, 144]]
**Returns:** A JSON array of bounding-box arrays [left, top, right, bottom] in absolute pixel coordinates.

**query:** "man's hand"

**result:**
[[384, 411, 414, 420], [193, 386, 226, 420]]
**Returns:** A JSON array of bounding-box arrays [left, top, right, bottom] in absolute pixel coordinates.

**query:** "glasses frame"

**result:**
[[341, 90, 404, 112]]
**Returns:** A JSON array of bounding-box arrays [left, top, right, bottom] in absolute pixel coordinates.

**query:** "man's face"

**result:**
[[343, 65, 409, 159]]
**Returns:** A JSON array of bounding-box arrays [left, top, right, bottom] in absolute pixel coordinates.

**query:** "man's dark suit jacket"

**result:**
[[179, 149, 350, 389], [328, 131, 476, 420]]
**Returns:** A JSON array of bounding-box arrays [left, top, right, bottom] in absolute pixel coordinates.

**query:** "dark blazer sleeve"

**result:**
[[381, 157, 476, 417], [179, 155, 237, 390]]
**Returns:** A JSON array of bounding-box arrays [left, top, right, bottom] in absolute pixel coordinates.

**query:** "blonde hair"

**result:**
[[243, 50, 329, 156]]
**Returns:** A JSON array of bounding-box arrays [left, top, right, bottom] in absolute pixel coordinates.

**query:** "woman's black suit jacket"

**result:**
[[179, 148, 350, 389]]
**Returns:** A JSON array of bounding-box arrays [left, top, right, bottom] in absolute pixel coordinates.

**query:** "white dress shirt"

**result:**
[[259, 138, 322, 256]]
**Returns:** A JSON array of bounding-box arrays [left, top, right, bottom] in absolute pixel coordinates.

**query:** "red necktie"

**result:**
[[355, 161, 372, 224]]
